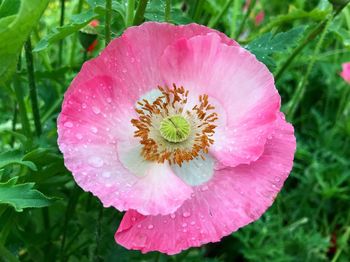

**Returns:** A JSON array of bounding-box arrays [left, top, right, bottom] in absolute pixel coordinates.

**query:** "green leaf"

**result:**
[[0, 0, 20, 18], [246, 26, 306, 69], [0, 150, 37, 171], [0, 0, 49, 85], [34, 10, 100, 52], [0, 177, 54, 212]]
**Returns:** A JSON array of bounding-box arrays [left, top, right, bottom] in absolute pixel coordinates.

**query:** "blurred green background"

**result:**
[[0, 0, 350, 261]]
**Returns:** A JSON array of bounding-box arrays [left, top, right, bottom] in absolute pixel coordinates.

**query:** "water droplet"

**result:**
[[92, 106, 101, 114], [170, 214, 176, 219], [106, 97, 112, 103], [82, 103, 87, 109], [190, 221, 196, 226], [64, 121, 73, 128], [122, 69, 127, 73], [102, 171, 111, 178], [183, 212, 191, 218], [274, 177, 281, 182], [182, 223, 187, 227], [137, 224, 142, 228], [147, 224, 154, 229], [75, 133, 83, 140], [131, 217, 136, 221], [201, 185, 209, 191], [182, 229, 187, 233], [90, 126, 98, 133], [88, 156, 104, 167]]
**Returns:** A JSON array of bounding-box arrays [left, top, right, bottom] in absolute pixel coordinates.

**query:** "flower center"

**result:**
[[159, 115, 191, 143], [131, 84, 218, 166]]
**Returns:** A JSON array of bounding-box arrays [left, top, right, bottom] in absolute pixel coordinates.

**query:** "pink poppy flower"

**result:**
[[255, 10, 265, 26], [340, 62, 350, 83], [57, 22, 296, 254]]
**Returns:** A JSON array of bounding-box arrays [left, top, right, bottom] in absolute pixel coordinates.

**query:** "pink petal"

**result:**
[[340, 62, 350, 83], [58, 76, 192, 215], [115, 113, 296, 254], [159, 33, 280, 167], [68, 22, 238, 100]]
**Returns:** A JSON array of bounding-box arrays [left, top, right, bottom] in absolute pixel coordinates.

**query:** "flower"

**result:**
[[340, 62, 350, 83], [255, 10, 265, 26], [79, 19, 99, 52], [57, 22, 296, 254]]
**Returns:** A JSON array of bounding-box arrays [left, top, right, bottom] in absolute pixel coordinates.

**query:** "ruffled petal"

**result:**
[[67, 22, 238, 100], [159, 33, 280, 167], [115, 114, 296, 254], [58, 76, 192, 215]]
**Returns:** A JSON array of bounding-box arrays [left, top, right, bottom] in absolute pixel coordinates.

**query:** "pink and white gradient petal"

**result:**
[[159, 33, 280, 167], [115, 114, 296, 254], [67, 22, 238, 100], [58, 76, 192, 216]]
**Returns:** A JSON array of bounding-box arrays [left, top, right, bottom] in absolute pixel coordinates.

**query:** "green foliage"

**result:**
[[144, 0, 192, 24], [0, 150, 37, 171], [0, 0, 49, 85], [0, 177, 54, 212], [1, 0, 350, 261], [247, 26, 306, 68], [34, 10, 100, 52]]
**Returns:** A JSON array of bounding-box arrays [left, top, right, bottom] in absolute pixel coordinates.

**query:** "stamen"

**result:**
[[131, 84, 217, 166]]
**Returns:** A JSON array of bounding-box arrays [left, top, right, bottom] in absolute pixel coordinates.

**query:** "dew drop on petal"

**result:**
[[182, 223, 187, 227], [183, 212, 191, 218], [102, 171, 111, 178], [88, 156, 104, 167], [170, 213, 176, 219], [75, 133, 83, 140], [201, 185, 209, 191], [90, 126, 98, 133], [106, 97, 112, 103], [147, 224, 154, 229], [92, 106, 101, 114], [64, 121, 73, 128], [82, 103, 87, 109]]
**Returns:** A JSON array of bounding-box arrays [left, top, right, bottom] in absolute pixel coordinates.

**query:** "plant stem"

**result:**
[[235, 0, 256, 39], [69, 0, 84, 65], [58, 0, 65, 66], [165, 0, 171, 22], [230, 0, 241, 38], [93, 206, 104, 262], [105, 0, 112, 46], [13, 57, 31, 137], [24, 38, 42, 136], [285, 15, 333, 121], [10, 102, 18, 147], [191, 0, 203, 22], [126, 0, 135, 27], [208, 0, 234, 28], [133, 0, 148, 25], [60, 185, 80, 261]]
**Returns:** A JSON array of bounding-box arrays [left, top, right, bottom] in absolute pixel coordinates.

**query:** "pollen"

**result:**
[[131, 84, 217, 166]]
